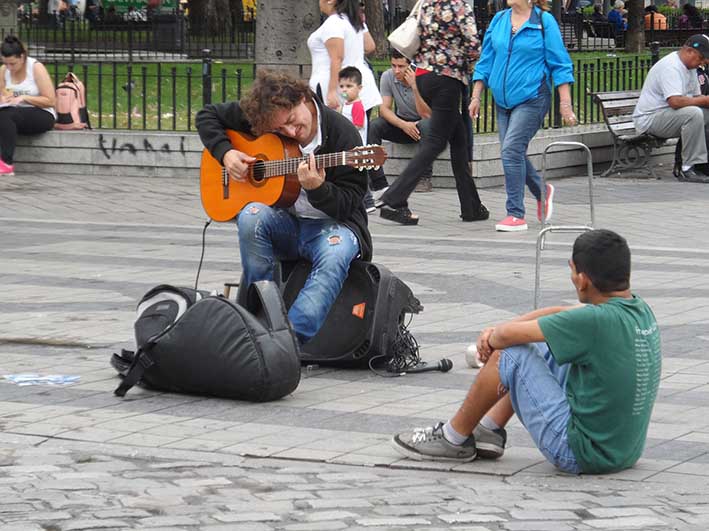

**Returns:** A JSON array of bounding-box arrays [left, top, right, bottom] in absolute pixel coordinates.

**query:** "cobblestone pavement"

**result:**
[[1, 166, 709, 530]]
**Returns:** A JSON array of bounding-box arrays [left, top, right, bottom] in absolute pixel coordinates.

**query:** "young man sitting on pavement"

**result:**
[[393, 229, 662, 474], [367, 50, 434, 205], [196, 69, 371, 346], [633, 34, 709, 183]]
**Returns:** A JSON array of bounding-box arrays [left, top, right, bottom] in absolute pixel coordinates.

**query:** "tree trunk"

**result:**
[[255, 0, 319, 76], [625, 0, 645, 53], [364, 0, 387, 58]]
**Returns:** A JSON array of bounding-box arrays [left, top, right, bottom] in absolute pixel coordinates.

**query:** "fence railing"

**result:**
[[14, 7, 709, 63], [16, 12, 254, 62], [45, 53, 656, 133]]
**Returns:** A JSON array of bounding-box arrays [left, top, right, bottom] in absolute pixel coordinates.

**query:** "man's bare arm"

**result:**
[[667, 94, 709, 109]]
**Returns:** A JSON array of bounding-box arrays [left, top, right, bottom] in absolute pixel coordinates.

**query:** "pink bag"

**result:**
[[54, 72, 90, 130]]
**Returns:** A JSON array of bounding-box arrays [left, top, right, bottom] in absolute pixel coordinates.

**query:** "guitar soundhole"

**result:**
[[251, 160, 267, 182]]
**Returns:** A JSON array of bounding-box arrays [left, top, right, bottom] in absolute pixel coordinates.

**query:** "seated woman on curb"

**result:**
[[0, 36, 56, 176]]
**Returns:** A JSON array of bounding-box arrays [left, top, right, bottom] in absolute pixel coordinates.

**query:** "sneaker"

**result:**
[[461, 204, 490, 222], [363, 191, 376, 214], [537, 183, 554, 222], [676, 167, 709, 183], [415, 176, 433, 193], [0, 159, 14, 176], [392, 422, 477, 462], [372, 186, 389, 205], [495, 216, 527, 232], [473, 424, 507, 459]]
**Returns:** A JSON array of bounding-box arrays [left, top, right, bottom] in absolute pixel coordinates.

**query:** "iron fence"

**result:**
[[16, 11, 254, 62], [44, 53, 654, 133], [14, 6, 709, 63]]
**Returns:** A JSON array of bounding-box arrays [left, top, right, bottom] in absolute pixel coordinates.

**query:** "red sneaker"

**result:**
[[0, 159, 14, 176], [537, 183, 554, 222], [495, 216, 528, 232]]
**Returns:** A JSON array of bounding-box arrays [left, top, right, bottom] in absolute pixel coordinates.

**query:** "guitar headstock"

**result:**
[[346, 144, 388, 171]]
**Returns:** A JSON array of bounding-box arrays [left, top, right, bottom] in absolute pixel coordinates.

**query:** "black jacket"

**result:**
[[195, 94, 372, 262]]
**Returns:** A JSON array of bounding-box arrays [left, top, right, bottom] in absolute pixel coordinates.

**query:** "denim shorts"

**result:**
[[498, 342, 582, 474]]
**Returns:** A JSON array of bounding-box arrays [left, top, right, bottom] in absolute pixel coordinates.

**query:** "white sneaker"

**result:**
[[372, 186, 389, 205]]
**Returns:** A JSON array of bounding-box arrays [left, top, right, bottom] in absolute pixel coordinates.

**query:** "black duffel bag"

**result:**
[[112, 280, 301, 402]]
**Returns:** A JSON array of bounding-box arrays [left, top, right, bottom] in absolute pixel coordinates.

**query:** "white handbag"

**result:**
[[387, 0, 424, 60]]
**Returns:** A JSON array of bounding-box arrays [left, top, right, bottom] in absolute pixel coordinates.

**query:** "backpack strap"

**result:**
[[110, 349, 134, 376], [113, 347, 155, 397], [246, 280, 291, 333]]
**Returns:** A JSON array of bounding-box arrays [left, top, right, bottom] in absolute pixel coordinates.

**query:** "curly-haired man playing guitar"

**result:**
[[196, 69, 372, 345]]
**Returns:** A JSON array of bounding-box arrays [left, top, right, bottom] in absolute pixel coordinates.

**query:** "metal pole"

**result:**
[[650, 41, 660, 65], [202, 48, 212, 106]]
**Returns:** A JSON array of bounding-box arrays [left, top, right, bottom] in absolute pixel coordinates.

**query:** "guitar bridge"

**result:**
[[222, 167, 229, 200]]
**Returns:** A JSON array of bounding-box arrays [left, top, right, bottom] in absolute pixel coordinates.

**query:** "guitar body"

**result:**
[[200, 131, 302, 222]]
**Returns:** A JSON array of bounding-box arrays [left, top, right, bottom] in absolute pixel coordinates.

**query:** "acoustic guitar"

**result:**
[[200, 130, 387, 222]]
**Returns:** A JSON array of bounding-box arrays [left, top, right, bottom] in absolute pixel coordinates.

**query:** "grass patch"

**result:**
[[48, 50, 660, 132]]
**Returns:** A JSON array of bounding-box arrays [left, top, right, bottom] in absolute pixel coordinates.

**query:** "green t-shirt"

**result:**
[[538, 296, 661, 474]]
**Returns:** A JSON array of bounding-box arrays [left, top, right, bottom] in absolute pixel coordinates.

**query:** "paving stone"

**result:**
[[508, 510, 580, 520], [212, 512, 281, 523], [282, 523, 349, 531], [586, 507, 660, 518], [304, 510, 359, 521], [585, 516, 668, 528], [62, 519, 128, 530], [502, 522, 575, 531], [1, 171, 709, 531], [438, 513, 507, 524], [356, 517, 432, 526]]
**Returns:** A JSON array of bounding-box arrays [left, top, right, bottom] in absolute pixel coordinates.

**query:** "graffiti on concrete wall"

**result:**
[[98, 134, 187, 160]]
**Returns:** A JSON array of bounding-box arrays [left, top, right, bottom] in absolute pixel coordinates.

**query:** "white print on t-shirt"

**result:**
[[631, 324, 661, 417]]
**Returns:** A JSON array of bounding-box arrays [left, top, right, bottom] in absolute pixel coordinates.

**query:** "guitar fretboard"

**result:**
[[250, 152, 349, 180]]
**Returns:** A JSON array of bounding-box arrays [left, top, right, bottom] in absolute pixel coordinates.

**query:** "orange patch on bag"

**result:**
[[352, 302, 366, 319], [328, 235, 342, 245]]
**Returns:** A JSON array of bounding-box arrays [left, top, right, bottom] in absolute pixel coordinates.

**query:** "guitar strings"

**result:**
[[253, 149, 376, 178]]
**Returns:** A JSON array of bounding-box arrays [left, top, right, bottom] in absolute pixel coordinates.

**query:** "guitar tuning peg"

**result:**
[[374, 166, 380, 170]]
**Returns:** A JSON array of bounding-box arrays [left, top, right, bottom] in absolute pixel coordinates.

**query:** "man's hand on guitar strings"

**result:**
[[298, 153, 325, 190], [223, 149, 256, 182]]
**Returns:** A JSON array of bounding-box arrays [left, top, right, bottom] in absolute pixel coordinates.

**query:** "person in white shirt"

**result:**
[[633, 34, 709, 183], [0, 36, 56, 176], [307, 0, 381, 112]]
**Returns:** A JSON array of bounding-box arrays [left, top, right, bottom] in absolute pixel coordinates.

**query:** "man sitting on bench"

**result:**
[[633, 34, 709, 183], [367, 50, 433, 197]]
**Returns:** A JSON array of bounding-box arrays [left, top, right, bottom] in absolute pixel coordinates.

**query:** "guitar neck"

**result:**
[[257, 152, 348, 178]]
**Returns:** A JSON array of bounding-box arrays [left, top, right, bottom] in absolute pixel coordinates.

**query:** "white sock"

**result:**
[[480, 416, 500, 431], [442, 421, 468, 445], [682, 165, 692, 172]]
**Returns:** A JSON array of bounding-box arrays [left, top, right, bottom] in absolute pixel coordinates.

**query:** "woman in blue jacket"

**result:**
[[469, 0, 575, 232]]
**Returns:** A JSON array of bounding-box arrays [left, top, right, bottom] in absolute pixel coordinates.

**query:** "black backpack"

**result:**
[[111, 281, 301, 402]]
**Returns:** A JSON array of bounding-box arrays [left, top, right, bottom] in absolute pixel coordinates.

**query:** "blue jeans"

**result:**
[[236, 202, 360, 344], [498, 342, 582, 474], [496, 88, 550, 219]]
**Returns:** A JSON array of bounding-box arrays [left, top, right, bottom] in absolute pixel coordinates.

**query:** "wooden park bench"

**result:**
[[592, 90, 677, 178]]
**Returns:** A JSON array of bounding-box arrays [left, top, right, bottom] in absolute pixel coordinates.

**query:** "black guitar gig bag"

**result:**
[[112, 281, 301, 402]]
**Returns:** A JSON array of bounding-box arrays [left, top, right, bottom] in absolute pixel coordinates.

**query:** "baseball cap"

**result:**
[[685, 34, 709, 58]]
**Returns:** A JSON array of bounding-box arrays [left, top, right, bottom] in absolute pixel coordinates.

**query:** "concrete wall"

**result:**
[[14, 125, 677, 186]]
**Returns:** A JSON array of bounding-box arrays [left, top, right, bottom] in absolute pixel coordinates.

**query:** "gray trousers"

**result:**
[[646, 106, 709, 167]]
